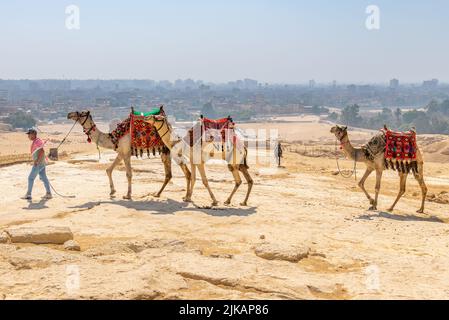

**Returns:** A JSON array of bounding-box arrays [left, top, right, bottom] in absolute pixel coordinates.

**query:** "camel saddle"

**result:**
[[362, 127, 418, 174], [184, 116, 236, 147], [109, 107, 168, 157]]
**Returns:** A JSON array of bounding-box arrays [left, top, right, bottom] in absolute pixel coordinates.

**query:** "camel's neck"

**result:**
[[80, 120, 115, 150], [153, 119, 176, 149], [340, 135, 365, 162]]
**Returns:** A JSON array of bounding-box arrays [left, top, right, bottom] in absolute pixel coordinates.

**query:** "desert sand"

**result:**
[[1, 116, 449, 300]]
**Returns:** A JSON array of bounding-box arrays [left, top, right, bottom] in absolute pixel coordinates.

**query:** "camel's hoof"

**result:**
[[153, 193, 161, 198], [417, 209, 424, 214], [240, 202, 248, 206], [369, 206, 377, 211], [369, 199, 375, 205], [123, 195, 132, 200], [387, 207, 394, 212], [110, 190, 116, 196], [182, 197, 192, 202], [211, 201, 218, 207], [224, 200, 231, 206]]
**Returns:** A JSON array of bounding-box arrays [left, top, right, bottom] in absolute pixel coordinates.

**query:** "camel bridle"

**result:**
[[77, 111, 97, 142], [334, 128, 357, 180], [152, 116, 170, 140]]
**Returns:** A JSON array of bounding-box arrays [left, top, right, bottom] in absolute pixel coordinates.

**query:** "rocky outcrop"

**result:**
[[64, 240, 81, 251], [0, 232, 9, 244], [254, 243, 310, 262], [6, 227, 73, 245], [7, 246, 78, 270]]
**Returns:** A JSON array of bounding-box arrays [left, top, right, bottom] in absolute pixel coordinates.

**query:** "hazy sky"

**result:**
[[1, 0, 448, 83]]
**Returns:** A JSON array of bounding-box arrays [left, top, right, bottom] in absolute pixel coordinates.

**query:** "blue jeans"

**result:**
[[27, 164, 51, 196]]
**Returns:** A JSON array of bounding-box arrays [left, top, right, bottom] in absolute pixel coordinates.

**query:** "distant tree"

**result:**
[[201, 102, 217, 118], [440, 99, 449, 116], [340, 104, 363, 126], [402, 110, 427, 124], [328, 112, 339, 121], [394, 108, 402, 124], [426, 99, 440, 114], [6, 111, 36, 129]]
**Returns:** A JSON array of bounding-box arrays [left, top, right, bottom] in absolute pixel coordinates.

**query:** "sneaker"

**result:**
[[21, 195, 32, 200], [42, 193, 53, 200]]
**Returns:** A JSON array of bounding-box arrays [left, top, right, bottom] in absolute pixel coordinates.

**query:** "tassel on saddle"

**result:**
[[384, 159, 418, 174]]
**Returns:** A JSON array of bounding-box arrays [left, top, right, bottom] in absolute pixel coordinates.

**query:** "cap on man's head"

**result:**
[[26, 128, 37, 135]]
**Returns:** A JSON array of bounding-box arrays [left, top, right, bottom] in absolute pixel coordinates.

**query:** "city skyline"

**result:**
[[1, 1, 448, 82]]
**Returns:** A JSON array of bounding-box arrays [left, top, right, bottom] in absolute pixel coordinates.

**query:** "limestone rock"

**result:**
[[64, 240, 80, 251], [6, 227, 73, 245], [8, 246, 77, 270], [0, 232, 9, 244], [254, 243, 310, 262]]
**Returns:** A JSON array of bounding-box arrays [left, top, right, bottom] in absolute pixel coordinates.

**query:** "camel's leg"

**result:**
[[370, 169, 383, 210], [224, 165, 242, 205], [123, 155, 132, 200], [155, 152, 172, 198], [414, 163, 427, 213], [106, 153, 122, 197], [197, 163, 218, 206], [179, 163, 192, 202], [388, 172, 407, 212], [358, 168, 374, 205], [238, 164, 253, 206], [189, 164, 196, 200]]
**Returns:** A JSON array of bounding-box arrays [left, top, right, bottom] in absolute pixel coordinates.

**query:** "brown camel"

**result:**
[[331, 125, 427, 213], [144, 115, 253, 206], [67, 111, 192, 201]]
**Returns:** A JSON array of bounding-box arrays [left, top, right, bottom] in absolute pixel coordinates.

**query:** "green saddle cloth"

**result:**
[[132, 108, 161, 117]]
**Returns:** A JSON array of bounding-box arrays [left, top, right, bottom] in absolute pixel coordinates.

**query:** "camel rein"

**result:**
[[34, 119, 80, 199], [334, 137, 357, 180], [154, 117, 170, 139]]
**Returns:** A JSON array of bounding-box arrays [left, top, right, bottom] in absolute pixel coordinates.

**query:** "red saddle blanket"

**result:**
[[109, 109, 166, 156], [184, 116, 236, 147], [384, 130, 417, 161]]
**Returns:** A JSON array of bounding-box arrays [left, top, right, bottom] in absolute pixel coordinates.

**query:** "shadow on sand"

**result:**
[[22, 198, 49, 210], [68, 198, 257, 217], [357, 211, 445, 223]]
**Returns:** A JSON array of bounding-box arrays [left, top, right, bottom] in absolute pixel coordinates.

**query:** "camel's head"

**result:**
[[330, 125, 348, 141], [67, 111, 93, 125], [144, 114, 166, 126]]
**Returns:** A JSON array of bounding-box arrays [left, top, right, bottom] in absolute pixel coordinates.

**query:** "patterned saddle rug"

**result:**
[[384, 129, 417, 173], [362, 128, 418, 174], [184, 116, 236, 147], [109, 107, 167, 157]]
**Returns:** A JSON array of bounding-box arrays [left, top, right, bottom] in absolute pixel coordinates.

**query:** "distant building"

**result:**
[[309, 80, 316, 89], [0, 90, 8, 106], [332, 80, 337, 89], [389, 78, 399, 89], [422, 79, 439, 88]]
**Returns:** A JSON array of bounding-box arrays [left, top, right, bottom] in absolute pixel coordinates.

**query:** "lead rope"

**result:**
[[335, 138, 357, 180], [35, 121, 79, 199]]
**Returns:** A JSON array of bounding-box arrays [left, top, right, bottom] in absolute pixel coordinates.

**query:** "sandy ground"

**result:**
[[1, 116, 449, 300]]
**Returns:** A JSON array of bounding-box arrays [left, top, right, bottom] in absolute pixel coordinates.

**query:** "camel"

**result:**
[[67, 110, 192, 201], [330, 125, 427, 213], [144, 114, 253, 206]]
